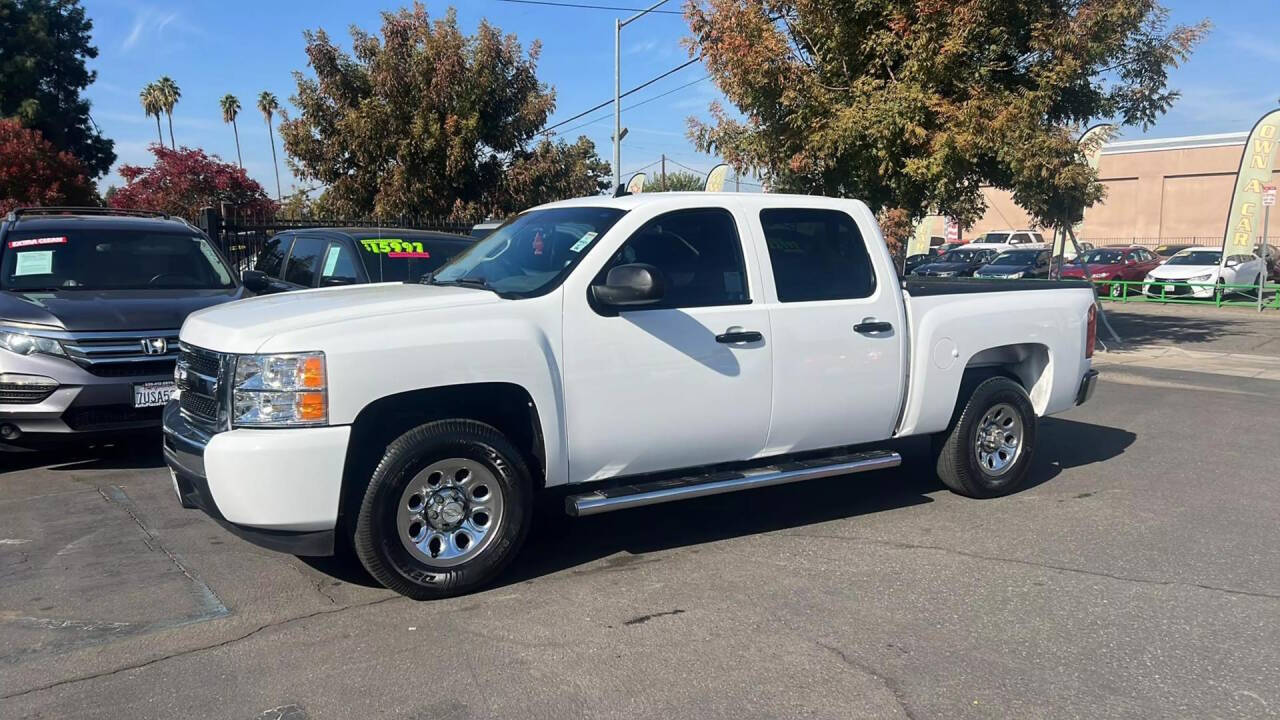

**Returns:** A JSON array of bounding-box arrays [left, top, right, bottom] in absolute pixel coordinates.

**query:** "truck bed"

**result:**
[[902, 277, 1094, 296]]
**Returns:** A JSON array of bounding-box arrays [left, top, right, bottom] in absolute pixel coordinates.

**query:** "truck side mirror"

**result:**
[[242, 269, 270, 293], [591, 263, 665, 308]]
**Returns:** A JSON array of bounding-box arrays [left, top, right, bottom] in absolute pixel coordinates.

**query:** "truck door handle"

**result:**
[[716, 330, 763, 344], [854, 321, 893, 334]]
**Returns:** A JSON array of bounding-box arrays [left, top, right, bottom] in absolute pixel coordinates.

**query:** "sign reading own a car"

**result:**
[[1221, 109, 1280, 266]]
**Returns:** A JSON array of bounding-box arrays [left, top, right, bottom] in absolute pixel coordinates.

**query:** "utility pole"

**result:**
[[613, 0, 671, 192], [735, 170, 740, 192], [661, 154, 666, 190], [1261, 184, 1275, 312]]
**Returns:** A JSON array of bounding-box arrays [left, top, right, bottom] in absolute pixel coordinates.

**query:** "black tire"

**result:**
[[934, 376, 1037, 498], [353, 419, 532, 600]]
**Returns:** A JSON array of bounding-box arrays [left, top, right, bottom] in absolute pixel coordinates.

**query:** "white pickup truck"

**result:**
[[164, 193, 1099, 599]]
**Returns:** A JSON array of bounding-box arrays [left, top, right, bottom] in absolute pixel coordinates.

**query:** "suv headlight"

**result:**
[[0, 331, 66, 358], [232, 352, 327, 426]]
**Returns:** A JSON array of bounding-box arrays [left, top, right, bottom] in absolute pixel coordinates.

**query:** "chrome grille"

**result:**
[[176, 344, 226, 426], [62, 329, 180, 371]]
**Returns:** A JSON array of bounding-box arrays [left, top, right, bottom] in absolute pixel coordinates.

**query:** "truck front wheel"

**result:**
[[352, 419, 532, 600], [934, 376, 1037, 498]]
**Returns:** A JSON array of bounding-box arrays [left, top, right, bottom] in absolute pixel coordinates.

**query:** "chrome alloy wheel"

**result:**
[[974, 402, 1023, 477], [396, 458, 505, 567]]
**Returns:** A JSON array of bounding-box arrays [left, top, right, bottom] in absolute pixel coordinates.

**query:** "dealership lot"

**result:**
[[2, 306, 1279, 719]]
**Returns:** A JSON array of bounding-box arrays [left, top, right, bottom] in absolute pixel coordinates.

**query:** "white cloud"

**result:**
[[119, 5, 203, 53], [1227, 30, 1280, 65]]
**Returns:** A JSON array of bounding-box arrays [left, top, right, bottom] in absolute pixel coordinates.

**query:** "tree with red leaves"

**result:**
[[109, 145, 276, 219], [0, 118, 97, 214]]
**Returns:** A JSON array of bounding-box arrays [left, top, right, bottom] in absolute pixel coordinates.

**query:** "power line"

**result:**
[[540, 56, 702, 134], [553, 75, 710, 136], [493, 0, 683, 14]]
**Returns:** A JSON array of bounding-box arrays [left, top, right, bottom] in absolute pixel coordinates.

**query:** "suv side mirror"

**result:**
[[592, 263, 665, 308], [242, 269, 270, 293]]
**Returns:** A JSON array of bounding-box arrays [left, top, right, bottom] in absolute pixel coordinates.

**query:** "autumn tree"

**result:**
[[0, 0, 115, 177], [0, 118, 97, 213], [109, 145, 276, 219], [280, 4, 611, 221], [686, 0, 1208, 229]]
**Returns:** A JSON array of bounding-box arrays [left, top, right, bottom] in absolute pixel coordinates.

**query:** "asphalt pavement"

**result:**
[[2, 307, 1279, 719]]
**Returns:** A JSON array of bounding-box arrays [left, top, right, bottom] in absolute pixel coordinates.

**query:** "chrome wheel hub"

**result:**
[[396, 459, 504, 568], [974, 403, 1023, 477]]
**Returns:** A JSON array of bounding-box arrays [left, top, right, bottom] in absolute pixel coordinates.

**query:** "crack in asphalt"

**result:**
[[782, 532, 1280, 601], [0, 595, 403, 702], [816, 641, 918, 720]]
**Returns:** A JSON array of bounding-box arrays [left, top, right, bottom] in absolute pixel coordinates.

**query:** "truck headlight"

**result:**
[[232, 352, 327, 426], [0, 331, 66, 358]]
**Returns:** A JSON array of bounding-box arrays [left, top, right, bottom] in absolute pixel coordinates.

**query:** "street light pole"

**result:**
[[613, 0, 671, 192]]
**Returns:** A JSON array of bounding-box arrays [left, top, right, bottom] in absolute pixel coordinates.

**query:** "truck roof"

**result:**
[[532, 191, 856, 212]]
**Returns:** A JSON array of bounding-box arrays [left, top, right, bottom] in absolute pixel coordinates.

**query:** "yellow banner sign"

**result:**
[[704, 163, 730, 192], [1222, 109, 1280, 260], [907, 216, 940, 257], [626, 172, 646, 194]]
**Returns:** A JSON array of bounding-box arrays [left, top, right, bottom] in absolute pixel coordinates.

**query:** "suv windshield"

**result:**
[[1166, 250, 1221, 266], [429, 207, 626, 296], [991, 250, 1041, 265], [2, 230, 235, 291]]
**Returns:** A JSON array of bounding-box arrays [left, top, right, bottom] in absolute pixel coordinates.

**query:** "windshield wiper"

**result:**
[[429, 275, 516, 298]]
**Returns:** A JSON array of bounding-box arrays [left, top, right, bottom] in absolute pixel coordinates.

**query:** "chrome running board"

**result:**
[[566, 450, 901, 517]]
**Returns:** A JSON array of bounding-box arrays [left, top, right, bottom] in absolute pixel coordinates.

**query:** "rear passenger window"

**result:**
[[320, 243, 362, 286], [601, 208, 748, 308], [254, 236, 289, 277], [760, 208, 876, 302]]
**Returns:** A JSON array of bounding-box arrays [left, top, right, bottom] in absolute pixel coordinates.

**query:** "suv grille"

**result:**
[[63, 330, 180, 374], [176, 344, 225, 426]]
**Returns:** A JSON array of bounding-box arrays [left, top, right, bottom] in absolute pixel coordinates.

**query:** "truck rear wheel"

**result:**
[[934, 376, 1036, 498], [352, 419, 532, 600]]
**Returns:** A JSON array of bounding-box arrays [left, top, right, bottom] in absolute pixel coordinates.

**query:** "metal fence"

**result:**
[[196, 205, 478, 271]]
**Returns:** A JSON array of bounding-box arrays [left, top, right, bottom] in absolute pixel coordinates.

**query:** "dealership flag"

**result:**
[[1221, 109, 1280, 264], [704, 163, 730, 192], [907, 216, 940, 257], [626, 172, 647, 194], [1057, 123, 1112, 258]]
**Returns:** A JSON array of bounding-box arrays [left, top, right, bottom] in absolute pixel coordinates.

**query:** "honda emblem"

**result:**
[[141, 337, 168, 355]]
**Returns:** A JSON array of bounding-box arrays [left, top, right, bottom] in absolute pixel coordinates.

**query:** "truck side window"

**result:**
[[604, 208, 749, 308], [283, 236, 328, 287], [255, 235, 290, 277], [760, 208, 876, 302]]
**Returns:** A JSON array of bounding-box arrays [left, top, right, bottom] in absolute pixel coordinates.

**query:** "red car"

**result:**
[[1061, 246, 1163, 296]]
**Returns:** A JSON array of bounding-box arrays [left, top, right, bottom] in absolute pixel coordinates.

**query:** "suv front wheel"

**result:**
[[353, 419, 532, 600]]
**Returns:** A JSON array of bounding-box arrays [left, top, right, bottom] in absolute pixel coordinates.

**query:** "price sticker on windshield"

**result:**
[[360, 239, 430, 258], [569, 232, 597, 253]]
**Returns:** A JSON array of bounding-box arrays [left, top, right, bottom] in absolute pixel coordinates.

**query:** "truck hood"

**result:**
[[0, 288, 245, 332], [180, 282, 501, 352]]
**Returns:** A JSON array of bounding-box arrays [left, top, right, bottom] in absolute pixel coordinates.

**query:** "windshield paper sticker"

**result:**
[[8, 236, 67, 249], [360, 239, 430, 258], [14, 250, 54, 276], [322, 247, 341, 276], [569, 232, 597, 253]]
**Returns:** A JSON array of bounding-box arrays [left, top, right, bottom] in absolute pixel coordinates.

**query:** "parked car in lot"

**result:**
[[1142, 248, 1265, 298], [164, 192, 1099, 600], [912, 247, 1000, 277], [973, 249, 1052, 279], [966, 229, 1048, 252], [903, 253, 933, 275], [1061, 246, 1162, 296], [241, 228, 473, 295], [0, 207, 245, 448]]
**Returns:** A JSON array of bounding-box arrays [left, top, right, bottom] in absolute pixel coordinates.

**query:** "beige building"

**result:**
[[937, 131, 1280, 247]]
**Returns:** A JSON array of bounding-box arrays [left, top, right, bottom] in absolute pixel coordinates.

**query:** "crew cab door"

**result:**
[[750, 203, 906, 453], [562, 204, 773, 482]]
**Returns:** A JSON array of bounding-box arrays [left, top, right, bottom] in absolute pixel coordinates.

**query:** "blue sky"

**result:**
[[81, 0, 1278, 197]]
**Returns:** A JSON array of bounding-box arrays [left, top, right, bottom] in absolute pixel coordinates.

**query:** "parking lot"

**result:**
[[2, 302, 1279, 719]]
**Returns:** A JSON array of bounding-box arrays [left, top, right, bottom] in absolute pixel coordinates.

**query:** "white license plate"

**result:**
[[133, 381, 176, 408], [1164, 284, 1176, 292]]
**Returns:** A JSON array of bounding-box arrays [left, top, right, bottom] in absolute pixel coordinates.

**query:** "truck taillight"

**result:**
[[1085, 304, 1097, 359]]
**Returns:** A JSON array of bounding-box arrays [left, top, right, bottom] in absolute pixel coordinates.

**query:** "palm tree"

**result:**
[[220, 94, 243, 168], [258, 91, 282, 200], [156, 76, 181, 148], [139, 83, 164, 146]]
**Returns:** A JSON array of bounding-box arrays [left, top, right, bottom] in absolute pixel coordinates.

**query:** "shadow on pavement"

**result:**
[[1102, 305, 1272, 351], [0, 434, 165, 475]]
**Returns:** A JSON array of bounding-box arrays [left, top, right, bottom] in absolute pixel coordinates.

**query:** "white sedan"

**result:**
[[1143, 248, 1265, 298]]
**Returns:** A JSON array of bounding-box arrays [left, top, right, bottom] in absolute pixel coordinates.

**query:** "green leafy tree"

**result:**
[[139, 83, 164, 146], [0, 0, 115, 177], [646, 170, 704, 192], [155, 75, 181, 149], [257, 91, 283, 201], [686, 0, 1209, 229], [279, 4, 611, 220], [220, 94, 243, 168]]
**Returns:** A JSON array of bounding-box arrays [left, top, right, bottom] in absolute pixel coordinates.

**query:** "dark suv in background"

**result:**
[[0, 207, 245, 448], [241, 228, 474, 294]]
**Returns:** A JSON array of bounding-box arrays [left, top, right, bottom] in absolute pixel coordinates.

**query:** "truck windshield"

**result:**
[[1, 230, 236, 291], [429, 207, 626, 296]]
